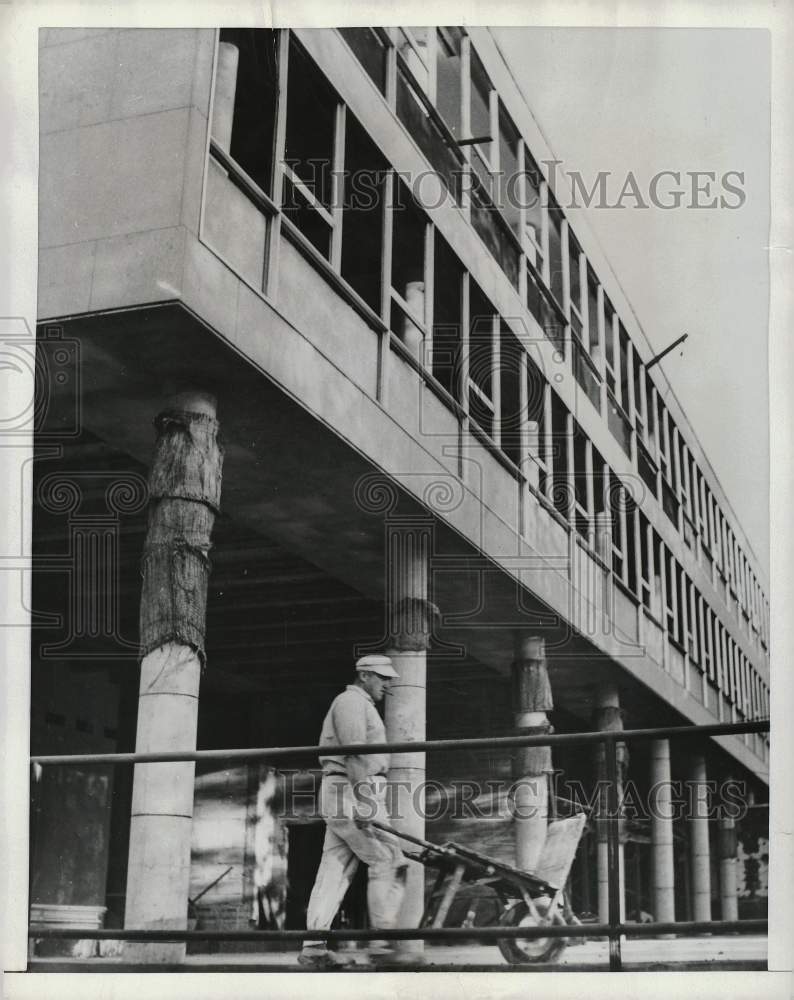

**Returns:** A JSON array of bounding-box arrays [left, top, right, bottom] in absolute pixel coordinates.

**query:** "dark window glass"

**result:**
[[498, 104, 520, 239], [527, 266, 564, 350], [551, 393, 570, 520], [217, 28, 279, 196], [432, 234, 463, 399], [436, 28, 463, 136], [469, 281, 494, 403], [338, 28, 387, 93], [619, 323, 630, 406], [396, 69, 462, 203], [471, 186, 520, 290], [524, 151, 544, 251], [548, 200, 564, 307], [282, 177, 331, 257], [637, 442, 658, 499], [499, 322, 522, 466], [340, 116, 387, 311], [470, 48, 492, 150], [607, 390, 632, 457], [587, 267, 599, 356], [604, 297, 615, 368], [391, 180, 426, 301], [568, 233, 582, 311], [285, 38, 337, 208], [573, 338, 601, 412]]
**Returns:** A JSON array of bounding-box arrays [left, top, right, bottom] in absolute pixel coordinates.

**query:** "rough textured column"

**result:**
[[124, 392, 223, 963], [384, 518, 435, 956], [650, 738, 676, 925], [594, 680, 626, 925], [689, 755, 712, 922], [511, 636, 554, 872], [717, 779, 739, 921]]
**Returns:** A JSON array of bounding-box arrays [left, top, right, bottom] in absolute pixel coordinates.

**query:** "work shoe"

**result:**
[[297, 948, 354, 970]]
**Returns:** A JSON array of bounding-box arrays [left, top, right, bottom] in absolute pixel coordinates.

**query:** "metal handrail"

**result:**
[[28, 717, 770, 971], [29, 718, 769, 767]]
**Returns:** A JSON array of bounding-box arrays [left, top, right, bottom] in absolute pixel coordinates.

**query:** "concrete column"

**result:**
[[385, 518, 435, 955], [718, 781, 739, 921], [594, 681, 626, 925], [689, 755, 712, 922], [211, 42, 240, 152], [511, 636, 554, 872], [124, 392, 223, 963], [650, 738, 676, 925]]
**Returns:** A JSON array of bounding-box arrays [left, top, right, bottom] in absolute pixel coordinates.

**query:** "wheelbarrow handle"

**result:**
[[370, 819, 457, 856]]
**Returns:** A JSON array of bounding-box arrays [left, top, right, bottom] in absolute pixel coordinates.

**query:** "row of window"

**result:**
[[206, 28, 769, 662]]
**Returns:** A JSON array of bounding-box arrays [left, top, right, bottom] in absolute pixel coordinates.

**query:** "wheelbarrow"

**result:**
[[371, 812, 587, 964]]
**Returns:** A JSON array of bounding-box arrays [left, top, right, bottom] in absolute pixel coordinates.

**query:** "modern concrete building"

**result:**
[[31, 27, 769, 959]]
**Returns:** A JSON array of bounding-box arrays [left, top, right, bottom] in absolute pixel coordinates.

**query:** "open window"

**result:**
[[523, 150, 545, 273], [497, 103, 521, 241], [214, 29, 279, 195], [499, 322, 523, 467], [436, 28, 463, 137], [282, 37, 339, 258], [389, 179, 428, 359], [338, 28, 388, 95], [468, 281, 496, 439], [432, 232, 464, 399], [340, 115, 387, 312]]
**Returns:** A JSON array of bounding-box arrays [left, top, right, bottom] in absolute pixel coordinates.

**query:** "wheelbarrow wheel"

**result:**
[[496, 899, 566, 965]]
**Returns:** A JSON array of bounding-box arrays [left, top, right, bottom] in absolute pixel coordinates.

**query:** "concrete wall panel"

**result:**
[[89, 227, 186, 312], [40, 108, 190, 248]]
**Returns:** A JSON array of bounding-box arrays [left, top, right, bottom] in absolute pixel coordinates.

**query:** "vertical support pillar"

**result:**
[[385, 517, 435, 955], [511, 636, 554, 872], [689, 755, 712, 923], [594, 681, 626, 925], [718, 778, 739, 921], [650, 738, 676, 926], [124, 392, 223, 963]]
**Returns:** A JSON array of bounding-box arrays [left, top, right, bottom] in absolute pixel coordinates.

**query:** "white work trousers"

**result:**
[[304, 773, 406, 948]]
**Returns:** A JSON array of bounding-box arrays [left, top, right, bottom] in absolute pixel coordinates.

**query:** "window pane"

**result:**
[[568, 233, 581, 310], [391, 180, 426, 301], [471, 187, 520, 290], [432, 233, 463, 399], [587, 267, 599, 357], [604, 296, 615, 367], [470, 48, 492, 157], [285, 39, 336, 208], [282, 177, 332, 257], [398, 28, 429, 92], [499, 322, 522, 466], [340, 115, 387, 312], [524, 151, 544, 253], [396, 68, 462, 203], [469, 281, 494, 398], [436, 27, 463, 136], [548, 199, 564, 306], [217, 28, 279, 196], [498, 104, 520, 239], [338, 28, 387, 94]]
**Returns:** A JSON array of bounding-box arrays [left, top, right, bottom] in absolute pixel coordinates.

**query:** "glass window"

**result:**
[[432, 233, 463, 399], [548, 198, 564, 307], [469, 280, 495, 437], [285, 38, 337, 209], [568, 233, 582, 315], [340, 116, 387, 312], [499, 323, 523, 466], [397, 28, 430, 93], [215, 29, 279, 196], [586, 266, 600, 358], [436, 28, 463, 137], [524, 150, 544, 261], [390, 180, 427, 352], [338, 28, 387, 94], [497, 103, 520, 240]]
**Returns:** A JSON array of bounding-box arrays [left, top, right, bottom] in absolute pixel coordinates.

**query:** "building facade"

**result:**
[[31, 26, 769, 956]]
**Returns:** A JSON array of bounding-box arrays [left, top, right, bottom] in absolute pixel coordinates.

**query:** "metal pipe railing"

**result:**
[[29, 918, 767, 944], [29, 717, 769, 766], [28, 717, 770, 970]]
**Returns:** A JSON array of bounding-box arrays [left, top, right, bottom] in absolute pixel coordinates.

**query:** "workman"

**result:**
[[299, 653, 408, 969]]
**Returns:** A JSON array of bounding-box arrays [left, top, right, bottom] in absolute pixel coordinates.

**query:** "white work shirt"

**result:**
[[318, 684, 390, 777]]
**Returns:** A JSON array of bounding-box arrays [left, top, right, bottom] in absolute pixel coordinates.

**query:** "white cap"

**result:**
[[355, 654, 399, 678]]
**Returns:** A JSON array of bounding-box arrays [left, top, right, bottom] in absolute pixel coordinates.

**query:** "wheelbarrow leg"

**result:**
[[431, 864, 467, 928], [421, 868, 450, 928]]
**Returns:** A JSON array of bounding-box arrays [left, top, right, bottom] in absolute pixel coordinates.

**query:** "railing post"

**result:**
[[604, 735, 623, 971]]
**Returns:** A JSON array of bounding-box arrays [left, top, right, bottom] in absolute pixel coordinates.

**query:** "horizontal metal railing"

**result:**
[[28, 717, 770, 971]]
